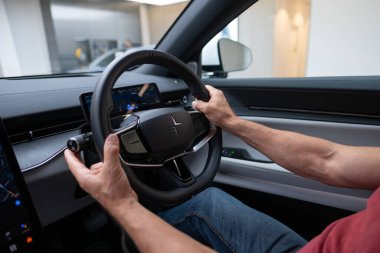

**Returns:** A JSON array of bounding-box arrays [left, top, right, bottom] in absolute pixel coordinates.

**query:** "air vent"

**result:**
[[4, 107, 85, 144]]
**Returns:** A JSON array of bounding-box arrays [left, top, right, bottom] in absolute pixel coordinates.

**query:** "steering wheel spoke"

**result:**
[[188, 110, 215, 150], [161, 158, 195, 187]]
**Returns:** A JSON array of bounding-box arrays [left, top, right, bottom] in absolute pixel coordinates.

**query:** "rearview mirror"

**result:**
[[218, 38, 252, 72]]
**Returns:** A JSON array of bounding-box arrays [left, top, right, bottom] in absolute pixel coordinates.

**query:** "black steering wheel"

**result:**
[[90, 50, 222, 205]]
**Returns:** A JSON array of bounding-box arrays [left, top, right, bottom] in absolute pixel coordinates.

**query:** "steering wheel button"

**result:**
[[121, 130, 147, 154], [120, 115, 138, 128]]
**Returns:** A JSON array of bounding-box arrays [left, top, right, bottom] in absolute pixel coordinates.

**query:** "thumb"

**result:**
[[103, 134, 121, 168]]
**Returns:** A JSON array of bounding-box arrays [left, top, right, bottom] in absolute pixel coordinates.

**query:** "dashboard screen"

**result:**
[[0, 119, 41, 252], [80, 83, 161, 121]]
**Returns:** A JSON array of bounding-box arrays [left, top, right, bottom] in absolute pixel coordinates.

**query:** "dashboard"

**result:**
[[0, 72, 190, 226]]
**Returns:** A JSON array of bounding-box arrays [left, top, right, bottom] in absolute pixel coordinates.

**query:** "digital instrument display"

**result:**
[[0, 119, 41, 252], [80, 83, 161, 121]]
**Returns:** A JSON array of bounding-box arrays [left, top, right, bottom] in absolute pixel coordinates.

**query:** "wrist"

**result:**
[[222, 115, 243, 133], [105, 197, 151, 235], [102, 196, 139, 220]]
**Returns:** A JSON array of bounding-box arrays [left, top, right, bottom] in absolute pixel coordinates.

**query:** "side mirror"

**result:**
[[218, 38, 252, 72]]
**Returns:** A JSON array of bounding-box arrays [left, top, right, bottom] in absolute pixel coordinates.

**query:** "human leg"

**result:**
[[159, 187, 307, 253]]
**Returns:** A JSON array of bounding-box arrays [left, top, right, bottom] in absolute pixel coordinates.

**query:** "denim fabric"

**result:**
[[159, 187, 307, 253]]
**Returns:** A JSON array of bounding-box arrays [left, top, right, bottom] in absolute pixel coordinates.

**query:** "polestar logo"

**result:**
[[168, 115, 182, 136]]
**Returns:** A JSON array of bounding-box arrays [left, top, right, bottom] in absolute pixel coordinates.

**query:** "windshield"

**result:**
[[0, 0, 188, 78]]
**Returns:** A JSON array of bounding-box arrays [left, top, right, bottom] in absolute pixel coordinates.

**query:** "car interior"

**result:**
[[1, 0, 379, 252]]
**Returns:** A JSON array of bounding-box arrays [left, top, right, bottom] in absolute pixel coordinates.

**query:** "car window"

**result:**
[[0, 0, 188, 78], [202, 0, 380, 78]]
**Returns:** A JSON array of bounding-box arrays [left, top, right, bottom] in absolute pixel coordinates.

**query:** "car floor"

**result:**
[[42, 204, 127, 253]]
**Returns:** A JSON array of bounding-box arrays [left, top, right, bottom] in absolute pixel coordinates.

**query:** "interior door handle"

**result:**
[[222, 147, 273, 163]]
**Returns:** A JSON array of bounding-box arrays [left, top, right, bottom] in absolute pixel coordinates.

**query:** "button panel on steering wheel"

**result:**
[[115, 108, 215, 168]]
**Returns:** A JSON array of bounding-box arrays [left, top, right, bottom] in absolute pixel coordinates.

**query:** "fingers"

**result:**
[[64, 149, 91, 181], [193, 85, 222, 112], [65, 134, 121, 179], [103, 134, 121, 169], [192, 99, 207, 113], [204, 85, 219, 96]]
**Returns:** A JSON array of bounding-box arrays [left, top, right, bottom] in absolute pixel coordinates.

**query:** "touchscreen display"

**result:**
[[80, 83, 161, 121], [0, 120, 41, 252]]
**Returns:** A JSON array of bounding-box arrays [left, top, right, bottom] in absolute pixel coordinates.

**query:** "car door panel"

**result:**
[[206, 77, 380, 212], [211, 77, 380, 121]]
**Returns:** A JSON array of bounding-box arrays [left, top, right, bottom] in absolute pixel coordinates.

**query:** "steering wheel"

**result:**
[[90, 50, 222, 205]]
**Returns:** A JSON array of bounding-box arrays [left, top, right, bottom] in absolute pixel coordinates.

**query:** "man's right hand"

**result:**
[[192, 85, 237, 130], [65, 134, 215, 253], [64, 134, 137, 211]]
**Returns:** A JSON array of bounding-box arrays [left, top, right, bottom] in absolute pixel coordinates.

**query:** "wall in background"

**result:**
[[306, 0, 380, 76]]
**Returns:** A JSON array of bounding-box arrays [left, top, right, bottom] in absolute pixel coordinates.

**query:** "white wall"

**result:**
[[227, 0, 380, 78], [0, 0, 21, 77], [273, 0, 310, 77], [0, 0, 51, 77], [306, 0, 380, 76], [229, 0, 310, 78], [146, 2, 187, 44], [230, 0, 276, 78]]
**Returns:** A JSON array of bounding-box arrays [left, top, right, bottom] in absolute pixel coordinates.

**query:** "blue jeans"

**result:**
[[159, 187, 307, 253]]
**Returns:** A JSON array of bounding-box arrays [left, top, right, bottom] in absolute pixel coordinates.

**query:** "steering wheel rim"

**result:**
[[90, 50, 222, 204]]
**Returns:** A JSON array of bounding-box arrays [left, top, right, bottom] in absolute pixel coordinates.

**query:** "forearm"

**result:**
[[223, 117, 338, 184], [224, 117, 380, 189], [107, 199, 215, 253]]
